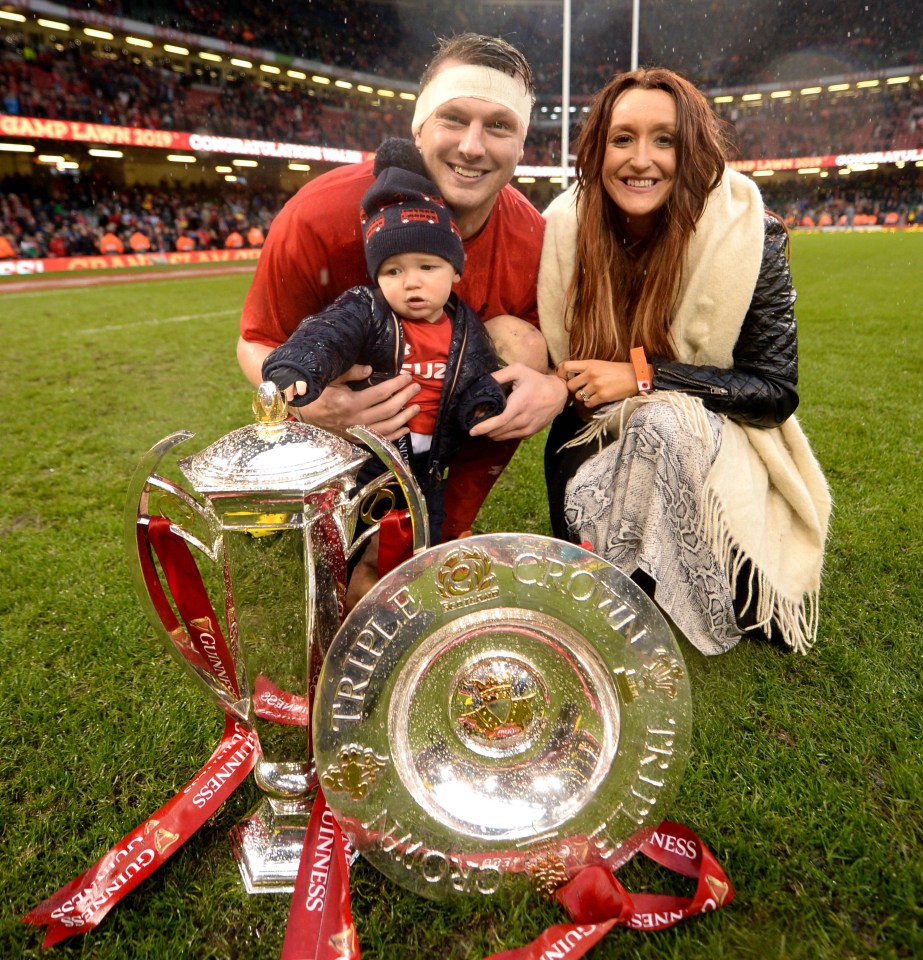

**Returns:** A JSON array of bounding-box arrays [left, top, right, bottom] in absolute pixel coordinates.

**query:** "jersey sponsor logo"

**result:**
[[402, 336, 447, 379], [401, 360, 446, 380]]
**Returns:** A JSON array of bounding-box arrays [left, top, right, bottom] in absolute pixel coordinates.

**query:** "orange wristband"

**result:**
[[630, 346, 652, 395]]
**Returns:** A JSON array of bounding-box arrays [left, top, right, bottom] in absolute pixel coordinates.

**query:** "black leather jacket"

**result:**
[[261, 285, 505, 497], [651, 215, 798, 427]]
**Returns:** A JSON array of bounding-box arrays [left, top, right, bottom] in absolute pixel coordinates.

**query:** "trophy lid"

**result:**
[[178, 382, 370, 494]]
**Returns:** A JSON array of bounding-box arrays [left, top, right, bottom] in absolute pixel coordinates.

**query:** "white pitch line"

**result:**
[[78, 308, 238, 335]]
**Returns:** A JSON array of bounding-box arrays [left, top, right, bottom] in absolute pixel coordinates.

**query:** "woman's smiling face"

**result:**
[[601, 87, 678, 241]]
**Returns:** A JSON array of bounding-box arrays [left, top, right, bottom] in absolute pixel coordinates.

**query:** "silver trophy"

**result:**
[[125, 382, 427, 893], [313, 534, 692, 899]]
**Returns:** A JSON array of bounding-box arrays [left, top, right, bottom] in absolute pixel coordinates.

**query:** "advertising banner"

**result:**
[[0, 248, 260, 277]]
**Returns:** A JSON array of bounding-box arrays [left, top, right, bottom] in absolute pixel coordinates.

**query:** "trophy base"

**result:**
[[228, 794, 313, 894]]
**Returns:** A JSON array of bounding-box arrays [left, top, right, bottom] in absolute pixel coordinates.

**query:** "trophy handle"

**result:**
[[124, 431, 249, 723], [346, 425, 430, 557]]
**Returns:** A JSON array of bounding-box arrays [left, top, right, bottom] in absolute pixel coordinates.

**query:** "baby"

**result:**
[[262, 139, 505, 599]]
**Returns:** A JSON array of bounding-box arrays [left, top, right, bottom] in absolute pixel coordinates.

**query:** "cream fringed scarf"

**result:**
[[538, 170, 832, 652]]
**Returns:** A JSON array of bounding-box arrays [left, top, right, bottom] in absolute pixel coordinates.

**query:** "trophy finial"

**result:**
[[252, 381, 288, 433]]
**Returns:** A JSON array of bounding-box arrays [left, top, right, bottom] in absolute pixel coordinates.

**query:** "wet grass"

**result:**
[[2, 231, 922, 958]]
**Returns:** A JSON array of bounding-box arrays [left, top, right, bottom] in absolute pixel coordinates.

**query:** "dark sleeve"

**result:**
[[260, 289, 374, 407], [651, 216, 799, 428], [455, 373, 507, 431]]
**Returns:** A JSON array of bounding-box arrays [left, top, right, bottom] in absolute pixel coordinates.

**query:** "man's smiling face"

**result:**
[[414, 69, 525, 238]]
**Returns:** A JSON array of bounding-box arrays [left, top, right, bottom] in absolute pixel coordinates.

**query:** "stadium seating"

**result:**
[[1, 0, 921, 258]]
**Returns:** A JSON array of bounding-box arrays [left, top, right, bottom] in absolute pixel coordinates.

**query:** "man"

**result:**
[[238, 34, 566, 537]]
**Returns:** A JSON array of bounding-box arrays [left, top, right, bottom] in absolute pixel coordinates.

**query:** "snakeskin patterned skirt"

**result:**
[[545, 401, 743, 655]]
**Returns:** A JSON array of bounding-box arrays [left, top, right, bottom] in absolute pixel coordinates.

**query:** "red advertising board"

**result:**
[[0, 115, 373, 164], [0, 248, 260, 277]]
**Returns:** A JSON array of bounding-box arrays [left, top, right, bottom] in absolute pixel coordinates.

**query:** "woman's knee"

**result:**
[[625, 398, 716, 457], [626, 398, 684, 434]]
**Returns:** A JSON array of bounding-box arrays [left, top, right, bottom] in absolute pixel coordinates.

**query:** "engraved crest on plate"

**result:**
[[450, 655, 548, 748], [313, 534, 693, 901], [321, 744, 389, 801], [436, 545, 500, 610], [616, 653, 686, 703], [525, 847, 570, 898]]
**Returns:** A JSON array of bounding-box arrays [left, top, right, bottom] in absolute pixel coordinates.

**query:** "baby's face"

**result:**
[[377, 252, 460, 324]]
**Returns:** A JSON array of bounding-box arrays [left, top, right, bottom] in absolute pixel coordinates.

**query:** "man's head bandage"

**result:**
[[411, 64, 532, 138]]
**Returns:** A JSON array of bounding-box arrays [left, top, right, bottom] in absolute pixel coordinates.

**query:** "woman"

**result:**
[[538, 68, 830, 655]]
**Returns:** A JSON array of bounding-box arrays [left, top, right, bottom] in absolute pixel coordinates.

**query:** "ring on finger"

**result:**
[[578, 389, 590, 402]]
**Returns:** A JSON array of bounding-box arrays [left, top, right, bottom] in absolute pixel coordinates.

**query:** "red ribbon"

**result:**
[[485, 822, 734, 960], [22, 518, 257, 949], [22, 717, 256, 949], [281, 790, 359, 959], [140, 516, 242, 698], [253, 674, 311, 726], [23, 523, 732, 958]]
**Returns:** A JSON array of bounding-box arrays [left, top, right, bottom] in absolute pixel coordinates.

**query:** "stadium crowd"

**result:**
[[1, 28, 921, 164], [0, 174, 283, 258], [3, 163, 919, 262], [0, 33, 391, 149], [761, 170, 923, 229], [82, 0, 923, 92], [1, 0, 921, 258], [719, 86, 923, 160]]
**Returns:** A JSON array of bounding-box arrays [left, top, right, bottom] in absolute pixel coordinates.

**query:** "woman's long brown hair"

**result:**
[[567, 69, 728, 362]]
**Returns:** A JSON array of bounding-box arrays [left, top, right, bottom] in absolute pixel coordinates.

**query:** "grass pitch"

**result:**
[[2, 234, 921, 959]]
